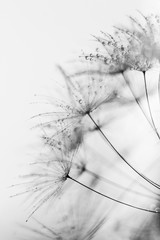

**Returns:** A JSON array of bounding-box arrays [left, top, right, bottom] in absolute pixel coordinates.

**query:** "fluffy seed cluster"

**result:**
[[16, 12, 160, 240], [16, 138, 74, 221], [32, 67, 121, 153], [85, 13, 160, 72]]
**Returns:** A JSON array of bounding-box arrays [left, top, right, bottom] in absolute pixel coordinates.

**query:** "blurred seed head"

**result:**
[[19, 187, 106, 240]]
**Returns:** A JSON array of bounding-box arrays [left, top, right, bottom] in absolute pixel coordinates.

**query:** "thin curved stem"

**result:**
[[88, 113, 160, 190], [122, 71, 160, 140], [85, 169, 160, 201], [158, 71, 160, 108], [122, 72, 155, 132], [143, 71, 160, 139], [86, 145, 160, 197], [68, 175, 159, 214]]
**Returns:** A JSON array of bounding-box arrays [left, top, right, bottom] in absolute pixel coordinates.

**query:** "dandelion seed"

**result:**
[[12, 145, 74, 222], [39, 148, 160, 202], [57, 65, 115, 116], [31, 66, 117, 153]]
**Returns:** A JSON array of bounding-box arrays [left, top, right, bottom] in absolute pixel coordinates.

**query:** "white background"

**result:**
[[0, 0, 160, 239]]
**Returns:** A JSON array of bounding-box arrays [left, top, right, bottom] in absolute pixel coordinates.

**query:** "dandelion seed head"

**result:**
[[14, 146, 74, 220], [86, 13, 160, 73], [32, 67, 117, 152]]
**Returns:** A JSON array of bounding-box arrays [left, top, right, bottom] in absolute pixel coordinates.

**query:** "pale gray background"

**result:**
[[0, 0, 160, 239]]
